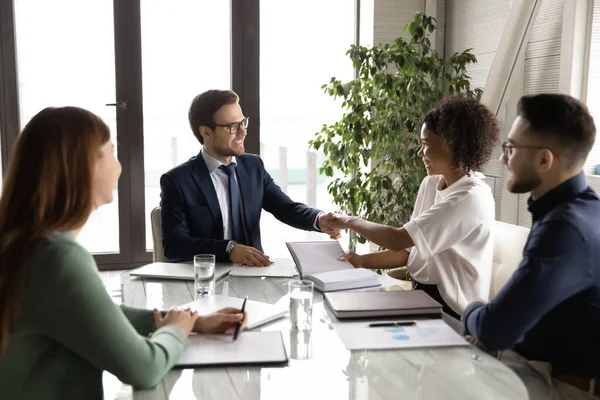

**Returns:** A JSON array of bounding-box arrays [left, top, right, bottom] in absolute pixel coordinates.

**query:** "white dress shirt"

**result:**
[[201, 148, 238, 240]]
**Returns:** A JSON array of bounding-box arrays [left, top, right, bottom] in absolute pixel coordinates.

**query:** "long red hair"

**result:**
[[0, 106, 110, 353]]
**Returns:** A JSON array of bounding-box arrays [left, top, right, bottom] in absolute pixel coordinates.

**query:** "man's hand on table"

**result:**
[[229, 244, 272, 266]]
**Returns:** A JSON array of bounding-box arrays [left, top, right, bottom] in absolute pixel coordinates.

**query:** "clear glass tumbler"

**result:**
[[194, 254, 215, 299], [288, 279, 314, 330], [290, 329, 313, 360]]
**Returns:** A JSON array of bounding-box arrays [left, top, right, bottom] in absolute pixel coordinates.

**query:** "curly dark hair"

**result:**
[[423, 94, 500, 172]]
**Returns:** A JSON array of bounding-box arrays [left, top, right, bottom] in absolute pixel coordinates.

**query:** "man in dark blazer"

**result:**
[[160, 89, 340, 266]]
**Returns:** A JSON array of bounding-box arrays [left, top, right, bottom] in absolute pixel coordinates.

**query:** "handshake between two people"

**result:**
[[231, 211, 351, 267]]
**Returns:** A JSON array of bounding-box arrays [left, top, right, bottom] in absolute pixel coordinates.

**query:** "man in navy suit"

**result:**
[[160, 89, 340, 266]]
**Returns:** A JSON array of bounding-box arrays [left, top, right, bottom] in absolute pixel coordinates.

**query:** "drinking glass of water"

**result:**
[[288, 280, 314, 330], [290, 329, 312, 360], [194, 254, 215, 299]]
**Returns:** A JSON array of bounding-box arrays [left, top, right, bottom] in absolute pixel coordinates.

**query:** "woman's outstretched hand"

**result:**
[[339, 252, 364, 269]]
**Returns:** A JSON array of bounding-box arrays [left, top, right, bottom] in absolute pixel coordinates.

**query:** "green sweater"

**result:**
[[0, 232, 188, 399]]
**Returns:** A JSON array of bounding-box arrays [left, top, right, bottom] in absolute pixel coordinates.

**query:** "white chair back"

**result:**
[[490, 220, 530, 298]]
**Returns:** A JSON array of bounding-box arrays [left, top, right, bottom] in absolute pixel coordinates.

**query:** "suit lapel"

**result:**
[[190, 156, 223, 236], [235, 157, 253, 233]]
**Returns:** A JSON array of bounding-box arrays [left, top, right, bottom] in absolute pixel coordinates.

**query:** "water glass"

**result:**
[[194, 254, 215, 299], [288, 280, 314, 330], [290, 329, 312, 360]]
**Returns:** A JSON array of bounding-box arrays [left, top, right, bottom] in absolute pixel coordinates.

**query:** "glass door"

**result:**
[[14, 0, 125, 262], [140, 0, 232, 251], [14, 0, 130, 263]]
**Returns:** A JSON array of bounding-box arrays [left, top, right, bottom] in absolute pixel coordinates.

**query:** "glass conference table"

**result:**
[[102, 263, 550, 400]]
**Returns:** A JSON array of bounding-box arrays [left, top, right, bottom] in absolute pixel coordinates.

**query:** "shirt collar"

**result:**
[[527, 171, 588, 219], [200, 148, 236, 174], [436, 171, 485, 199]]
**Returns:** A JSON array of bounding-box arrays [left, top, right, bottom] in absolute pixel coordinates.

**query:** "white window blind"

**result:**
[[584, 0, 600, 175], [445, 0, 512, 219], [516, 0, 564, 228]]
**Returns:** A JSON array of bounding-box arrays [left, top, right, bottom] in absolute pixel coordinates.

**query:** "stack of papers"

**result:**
[[307, 268, 381, 292]]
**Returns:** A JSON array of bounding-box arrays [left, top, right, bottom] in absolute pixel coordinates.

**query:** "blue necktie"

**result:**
[[219, 163, 245, 244]]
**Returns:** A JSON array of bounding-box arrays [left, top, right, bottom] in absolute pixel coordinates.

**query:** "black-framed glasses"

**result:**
[[215, 117, 249, 134], [501, 141, 547, 158]]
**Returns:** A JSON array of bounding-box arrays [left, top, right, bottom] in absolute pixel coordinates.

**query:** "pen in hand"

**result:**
[[233, 296, 248, 341], [368, 321, 416, 328]]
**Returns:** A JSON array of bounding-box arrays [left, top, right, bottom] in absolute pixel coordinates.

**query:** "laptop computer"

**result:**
[[130, 262, 234, 281], [324, 289, 443, 319]]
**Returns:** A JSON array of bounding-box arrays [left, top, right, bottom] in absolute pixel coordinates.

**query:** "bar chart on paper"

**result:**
[[333, 319, 468, 350]]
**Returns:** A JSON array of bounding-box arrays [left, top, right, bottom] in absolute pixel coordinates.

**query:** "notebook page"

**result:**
[[179, 295, 288, 330], [286, 241, 352, 277]]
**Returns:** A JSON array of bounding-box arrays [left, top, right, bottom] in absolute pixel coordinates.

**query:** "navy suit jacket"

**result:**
[[159, 152, 322, 262]]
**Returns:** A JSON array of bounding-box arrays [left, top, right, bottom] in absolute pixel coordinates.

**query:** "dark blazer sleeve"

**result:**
[[159, 173, 229, 261], [258, 156, 323, 232]]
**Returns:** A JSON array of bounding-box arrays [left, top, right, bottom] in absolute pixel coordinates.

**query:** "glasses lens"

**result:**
[[231, 118, 249, 134]]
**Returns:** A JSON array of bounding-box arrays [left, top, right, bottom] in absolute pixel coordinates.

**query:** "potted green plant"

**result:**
[[309, 12, 483, 275]]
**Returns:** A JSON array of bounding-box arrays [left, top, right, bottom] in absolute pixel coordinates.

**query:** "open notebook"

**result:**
[[285, 241, 380, 292], [179, 295, 288, 330]]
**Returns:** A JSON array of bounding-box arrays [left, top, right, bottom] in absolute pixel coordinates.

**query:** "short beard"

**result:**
[[216, 145, 244, 158], [507, 172, 542, 194]]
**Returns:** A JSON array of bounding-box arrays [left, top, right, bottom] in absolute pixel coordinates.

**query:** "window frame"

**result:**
[[0, 0, 361, 270]]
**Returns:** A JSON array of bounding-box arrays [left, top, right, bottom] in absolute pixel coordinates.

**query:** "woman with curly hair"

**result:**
[[323, 94, 500, 319]]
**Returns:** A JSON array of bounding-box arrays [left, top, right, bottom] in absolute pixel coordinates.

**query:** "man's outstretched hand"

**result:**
[[318, 212, 344, 240]]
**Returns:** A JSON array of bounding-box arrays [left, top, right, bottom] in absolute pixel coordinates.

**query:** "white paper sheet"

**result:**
[[229, 258, 298, 277], [176, 331, 288, 367], [179, 295, 288, 330], [333, 319, 468, 350]]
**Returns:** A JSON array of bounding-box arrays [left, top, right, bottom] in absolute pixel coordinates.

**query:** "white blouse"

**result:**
[[403, 172, 495, 315]]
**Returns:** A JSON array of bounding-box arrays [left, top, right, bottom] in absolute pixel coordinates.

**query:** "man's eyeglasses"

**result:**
[[215, 117, 249, 134], [501, 141, 547, 158]]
